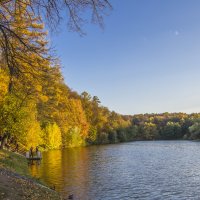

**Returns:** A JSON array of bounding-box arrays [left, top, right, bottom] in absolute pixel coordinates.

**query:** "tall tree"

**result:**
[[0, 0, 111, 87], [0, 1, 51, 94]]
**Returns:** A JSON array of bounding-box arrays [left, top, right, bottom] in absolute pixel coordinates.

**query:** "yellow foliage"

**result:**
[[40, 95, 49, 103], [0, 69, 9, 102], [42, 123, 62, 149], [25, 121, 41, 149]]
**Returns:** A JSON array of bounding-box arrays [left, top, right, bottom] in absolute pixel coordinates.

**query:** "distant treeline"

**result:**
[[106, 113, 200, 144]]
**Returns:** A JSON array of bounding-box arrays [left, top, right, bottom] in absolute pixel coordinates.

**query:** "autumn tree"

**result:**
[[0, 2, 54, 149], [0, 0, 111, 89], [0, 1, 53, 94], [41, 123, 62, 149]]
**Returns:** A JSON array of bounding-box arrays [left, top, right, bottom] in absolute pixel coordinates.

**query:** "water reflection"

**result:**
[[29, 141, 200, 200], [30, 147, 92, 198]]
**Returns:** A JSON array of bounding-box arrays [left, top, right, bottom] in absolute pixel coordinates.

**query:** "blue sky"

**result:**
[[51, 0, 200, 115]]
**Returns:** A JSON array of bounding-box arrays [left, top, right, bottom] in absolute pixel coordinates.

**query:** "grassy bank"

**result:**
[[0, 150, 62, 200], [0, 150, 30, 176]]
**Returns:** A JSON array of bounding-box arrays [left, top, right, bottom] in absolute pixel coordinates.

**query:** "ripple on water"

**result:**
[[30, 141, 200, 199]]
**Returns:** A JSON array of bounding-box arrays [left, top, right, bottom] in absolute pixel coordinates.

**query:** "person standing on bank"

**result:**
[[36, 146, 39, 154], [35, 146, 40, 158], [29, 147, 34, 158]]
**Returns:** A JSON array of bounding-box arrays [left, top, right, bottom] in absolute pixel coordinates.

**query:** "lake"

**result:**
[[29, 141, 200, 200]]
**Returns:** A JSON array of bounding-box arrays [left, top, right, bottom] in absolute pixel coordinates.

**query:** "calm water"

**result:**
[[29, 141, 200, 200]]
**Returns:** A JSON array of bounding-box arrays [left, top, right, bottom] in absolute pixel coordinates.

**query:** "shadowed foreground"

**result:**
[[0, 150, 61, 200], [0, 168, 61, 200]]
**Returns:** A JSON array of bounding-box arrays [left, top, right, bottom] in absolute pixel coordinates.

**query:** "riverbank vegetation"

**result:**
[[1, 1, 200, 150], [0, 150, 29, 176]]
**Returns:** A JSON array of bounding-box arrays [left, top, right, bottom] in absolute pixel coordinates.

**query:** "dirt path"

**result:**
[[0, 168, 62, 200]]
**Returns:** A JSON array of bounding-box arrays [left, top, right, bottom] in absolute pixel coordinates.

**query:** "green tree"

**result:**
[[143, 122, 158, 140], [0, 95, 41, 149], [63, 127, 85, 148], [189, 120, 200, 140], [161, 122, 182, 139]]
